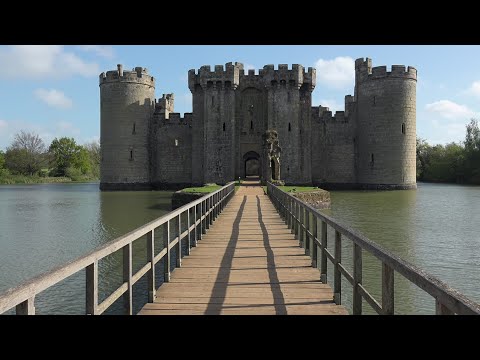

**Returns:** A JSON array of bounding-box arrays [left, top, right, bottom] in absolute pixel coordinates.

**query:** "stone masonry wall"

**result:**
[[355, 60, 417, 186]]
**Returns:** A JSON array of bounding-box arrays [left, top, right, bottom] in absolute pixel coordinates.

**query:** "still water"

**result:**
[[322, 182, 480, 314], [0, 182, 479, 314]]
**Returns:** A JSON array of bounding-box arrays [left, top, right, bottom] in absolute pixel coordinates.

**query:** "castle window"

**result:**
[[288, 123, 291, 132], [223, 122, 226, 132], [373, 96, 376, 106], [371, 153, 374, 163], [175, 139, 179, 147], [288, 92, 291, 102], [402, 123, 406, 134], [250, 121, 253, 130], [212, 96, 214, 106], [132, 123, 136, 134], [129, 149, 133, 161]]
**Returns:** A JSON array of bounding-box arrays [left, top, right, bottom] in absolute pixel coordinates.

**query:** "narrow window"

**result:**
[[373, 96, 376, 106], [288, 92, 291, 102], [288, 123, 291, 132], [401, 123, 406, 134], [250, 120, 253, 130], [371, 153, 374, 163], [132, 122, 136, 134], [211, 96, 214, 106], [130, 150, 133, 160], [175, 139, 179, 147], [223, 122, 226, 132]]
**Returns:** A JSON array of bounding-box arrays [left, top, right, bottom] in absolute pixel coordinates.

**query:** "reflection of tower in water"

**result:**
[[98, 190, 174, 314]]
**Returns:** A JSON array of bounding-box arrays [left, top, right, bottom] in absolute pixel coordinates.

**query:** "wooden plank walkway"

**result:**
[[139, 181, 347, 315]]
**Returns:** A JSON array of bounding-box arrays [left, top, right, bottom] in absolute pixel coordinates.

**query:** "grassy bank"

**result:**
[[0, 174, 98, 185], [263, 185, 320, 194], [180, 185, 222, 193]]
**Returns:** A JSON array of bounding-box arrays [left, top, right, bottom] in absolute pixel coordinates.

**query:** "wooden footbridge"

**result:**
[[1, 180, 479, 315]]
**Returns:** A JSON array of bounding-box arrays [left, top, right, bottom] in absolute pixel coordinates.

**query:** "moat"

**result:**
[[0, 182, 479, 314]]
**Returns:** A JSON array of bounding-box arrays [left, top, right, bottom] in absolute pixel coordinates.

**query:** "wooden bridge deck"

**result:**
[[139, 182, 347, 315]]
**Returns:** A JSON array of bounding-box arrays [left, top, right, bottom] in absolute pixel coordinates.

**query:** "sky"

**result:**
[[1, 45, 480, 150]]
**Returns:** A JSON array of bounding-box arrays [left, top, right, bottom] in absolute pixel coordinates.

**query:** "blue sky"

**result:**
[[1, 45, 479, 150]]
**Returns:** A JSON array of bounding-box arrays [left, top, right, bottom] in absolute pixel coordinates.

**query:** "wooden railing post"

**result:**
[[202, 200, 206, 234], [16, 297, 35, 315], [353, 243, 362, 315], [299, 205, 304, 248], [123, 242, 132, 315], [285, 196, 291, 229], [86, 261, 98, 314], [193, 204, 198, 246], [290, 198, 295, 234], [164, 220, 171, 282], [209, 196, 213, 226], [176, 213, 182, 268], [334, 230, 342, 305], [147, 229, 156, 302], [305, 208, 310, 256], [312, 216, 318, 268], [320, 221, 327, 283], [382, 262, 394, 315], [206, 198, 210, 229], [186, 209, 191, 255], [436, 300, 454, 315]]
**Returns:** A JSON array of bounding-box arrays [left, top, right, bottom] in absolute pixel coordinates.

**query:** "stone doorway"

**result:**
[[243, 151, 261, 177]]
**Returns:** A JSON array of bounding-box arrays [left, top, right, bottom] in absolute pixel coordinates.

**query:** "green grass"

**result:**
[[0, 173, 99, 185], [180, 185, 222, 193]]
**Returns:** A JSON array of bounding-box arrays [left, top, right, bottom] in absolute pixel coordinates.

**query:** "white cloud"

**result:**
[[34, 89, 73, 109], [424, 118, 468, 145], [317, 98, 342, 112], [0, 45, 99, 79], [466, 81, 480, 98], [0, 119, 88, 150], [56, 121, 79, 135], [0, 120, 7, 133], [244, 63, 256, 73], [77, 45, 114, 59], [425, 100, 475, 120], [315, 56, 355, 90]]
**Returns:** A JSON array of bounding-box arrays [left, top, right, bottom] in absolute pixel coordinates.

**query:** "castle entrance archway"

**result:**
[[243, 151, 261, 177]]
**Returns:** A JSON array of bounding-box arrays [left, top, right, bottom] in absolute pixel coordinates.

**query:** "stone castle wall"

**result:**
[[100, 58, 417, 190], [99, 65, 155, 190]]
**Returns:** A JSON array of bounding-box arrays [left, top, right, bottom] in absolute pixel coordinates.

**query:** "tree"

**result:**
[[11, 130, 46, 154], [49, 137, 90, 176], [464, 118, 480, 183], [84, 140, 100, 178], [416, 137, 430, 180], [0, 150, 5, 169], [5, 130, 46, 175]]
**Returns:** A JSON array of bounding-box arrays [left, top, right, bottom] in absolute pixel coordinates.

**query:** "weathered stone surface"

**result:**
[[100, 58, 417, 191], [171, 191, 203, 210], [292, 190, 331, 209]]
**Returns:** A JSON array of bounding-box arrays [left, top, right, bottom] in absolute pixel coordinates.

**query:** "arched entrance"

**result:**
[[243, 151, 261, 178]]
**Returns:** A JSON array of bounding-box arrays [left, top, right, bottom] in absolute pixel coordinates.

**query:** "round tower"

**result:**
[[99, 65, 155, 190], [355, 58, 417, 189]]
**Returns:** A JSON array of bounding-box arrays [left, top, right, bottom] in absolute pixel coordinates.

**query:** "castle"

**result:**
[[99, 58, 417, 190]]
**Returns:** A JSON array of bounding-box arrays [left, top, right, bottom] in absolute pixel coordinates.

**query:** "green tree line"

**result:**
[[417, 119, 480, 184], [0, 130, 100, 184]]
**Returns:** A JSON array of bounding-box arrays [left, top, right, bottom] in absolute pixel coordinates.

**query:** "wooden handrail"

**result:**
[[267, 182, 480, 315], [0, 182, 235, 315]]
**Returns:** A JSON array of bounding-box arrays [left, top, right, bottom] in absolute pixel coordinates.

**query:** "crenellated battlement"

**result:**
[[355, 58, 417, 82], [156, 112, 193, 127], [99, 64, 155, 87], [188, 62, 243, 91], [259, 64, 315, 89]]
